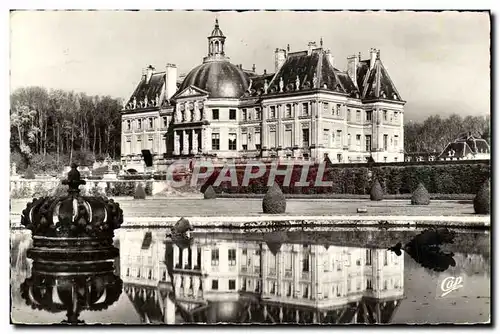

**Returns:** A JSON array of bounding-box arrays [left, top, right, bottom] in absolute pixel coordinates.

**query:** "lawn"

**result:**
[[10, 197, 478, 218]]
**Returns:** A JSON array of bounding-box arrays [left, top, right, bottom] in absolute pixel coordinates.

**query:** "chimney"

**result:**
[[325, 50, 335, 68], [369, 48, 378, 70], [307, 42, 317, 55], [252, 64, 256, 73], [264, 69, 267, 75], [165, 63, 178, 100], [346, 55, 359, 89], [274, 48, 287, 72], [146, 65, 155, 83]]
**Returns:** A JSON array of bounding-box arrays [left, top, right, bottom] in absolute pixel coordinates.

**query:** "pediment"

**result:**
[[174, 85, 209, 99]]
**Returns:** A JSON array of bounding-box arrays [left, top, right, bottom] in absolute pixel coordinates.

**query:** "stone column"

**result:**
[[162, 293, 176, 324], [201, 127, 210, 153], [182, 130, 190, 155], [173, 245, 179, 268], [191, 129, 198, 154], [293, 246, 301, 298], [194, 102, 201, 122], [182, 248, 189, 268], [192, 244, 199, 269], [193, 276, 201, 298], [174, 131, 181, 155]]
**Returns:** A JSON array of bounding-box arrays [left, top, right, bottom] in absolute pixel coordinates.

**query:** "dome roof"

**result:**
[[177, 61, 250, 99]]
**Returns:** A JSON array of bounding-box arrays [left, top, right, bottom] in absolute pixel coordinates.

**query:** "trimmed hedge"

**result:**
[[474, 179, 490, 214], [411, 183, 431, 205], [203, 185, 217, 199], [134, 183, 146, 199], [370, 179, 384, 201], [262, 184, 286, 214], [199, 162, 489, 195]]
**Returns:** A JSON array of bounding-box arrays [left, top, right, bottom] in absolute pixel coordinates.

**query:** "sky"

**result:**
[[10, 10, 490, 122]]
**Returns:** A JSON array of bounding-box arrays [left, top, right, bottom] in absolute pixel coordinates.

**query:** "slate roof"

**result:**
[[244, 48, 403, 102], [127, 72, 165, 106], [360, 58, 403, 101]]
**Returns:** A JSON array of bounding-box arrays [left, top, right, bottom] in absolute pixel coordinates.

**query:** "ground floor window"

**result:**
[[212, 133, 220, 150]]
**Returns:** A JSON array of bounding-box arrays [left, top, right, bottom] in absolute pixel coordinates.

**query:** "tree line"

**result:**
[[10, 86, 123, 174], [404, 114, 490, 154]]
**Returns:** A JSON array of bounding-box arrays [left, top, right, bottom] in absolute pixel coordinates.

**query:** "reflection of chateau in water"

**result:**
[[119, 230, 404, 324]]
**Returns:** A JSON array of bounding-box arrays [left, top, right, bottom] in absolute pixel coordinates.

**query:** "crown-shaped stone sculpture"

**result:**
[[20, 163, 123, 262], [21, 163, 123, 238], [21, 270, 123, 324]]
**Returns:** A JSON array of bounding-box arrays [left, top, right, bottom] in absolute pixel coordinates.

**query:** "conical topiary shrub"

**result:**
[[474, 179, 490, 214], [134, 183, 146, 199], [203, 185, 217, 199], [262, 183, 286, 214], [370, 179, 384, 201], [24, 166, 35, 179], [411, 183, 431, 205]]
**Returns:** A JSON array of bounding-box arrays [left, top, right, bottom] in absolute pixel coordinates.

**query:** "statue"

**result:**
[[175, 107, 182, 123], [105, 155, 113, 172], [296, 75, 300, 91], [185, 105, 191, 122], [144, 96, 148, 108], [279, 77, 284, 93], [155, 94, 160, 106], [132, 97, 137, 109], [248, 79, 253, 93], [194, 106, 200, 121], [264, 80, 269, 94]]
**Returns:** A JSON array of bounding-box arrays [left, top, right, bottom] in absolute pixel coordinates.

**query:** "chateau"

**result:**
[[121, 19, 405, 172]]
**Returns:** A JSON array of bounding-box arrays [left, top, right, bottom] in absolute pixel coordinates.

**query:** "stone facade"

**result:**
[[121, 19, 405, 172]]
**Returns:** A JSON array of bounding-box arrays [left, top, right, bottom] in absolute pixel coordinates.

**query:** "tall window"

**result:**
[[347, 109, 351, 121], [241, 129, 248, 151], [302, 128, 309, 147], [356, 134, 361, 147], [347, 133, 351, 146], [269, 129, 276, 148], [302, 103, 309, 116], [323, 129, 330, 145], [285, 125, 292, 148], [162, 116, 168, 128], [336, 104, 341, 117], [212, 279, 219, 290], [365, 135, 372, 152], [137, 119, 142, 130], [126, 120, 131, 130], [211, 133, 220, 150], [228, 133, 237, 150], [125, 137, 131, 154], [356, 110, 361, 122], [228, 249, 236, 266], [336, 130, 342, 146], [367, 279, 373, 290], [285, 104, 292, 118], [323, 102, 328, 114], [229, 280, 236, 290], [394, 112, 398, 123], [394, 135, 399, 148], [211, 249, 220, 266], [365, 249, 372, 265], [148, 117, 154, 129], [383, 134, 388, 151], [212, 109, 219, 120], [270, 106, 276, 119], [383, 110, 388, 121], [366, 111, 373, 121], [302, 255, 310, 272], [255, 128, 261, 150], [242, 108, 247, 121], [229, 109, 236, 120], [256, 108, 261, 120]]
